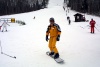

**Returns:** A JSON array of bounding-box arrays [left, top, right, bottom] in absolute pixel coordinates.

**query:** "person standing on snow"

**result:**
[[89, 19, 96, 33], [67, 16, 71, 25], [1, 21, 10, 32], [46, 17, 61, 59], [0, 26, 2, 31]]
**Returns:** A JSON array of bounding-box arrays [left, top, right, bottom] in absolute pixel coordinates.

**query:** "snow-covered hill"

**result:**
[[0, 0, 100, 67]]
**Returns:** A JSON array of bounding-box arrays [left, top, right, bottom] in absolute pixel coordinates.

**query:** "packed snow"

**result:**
[[0, 0, 100, 67]]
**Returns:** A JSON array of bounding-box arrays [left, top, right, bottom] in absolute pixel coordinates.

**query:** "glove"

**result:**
[[46, 35, 48, 42], [57, 35, 60, 41]]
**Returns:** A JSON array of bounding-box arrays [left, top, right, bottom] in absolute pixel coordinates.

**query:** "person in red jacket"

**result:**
[[89, 19, 96, 33]]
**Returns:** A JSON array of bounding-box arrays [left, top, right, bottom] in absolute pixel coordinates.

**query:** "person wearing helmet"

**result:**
[[46, 17, 61, 59]]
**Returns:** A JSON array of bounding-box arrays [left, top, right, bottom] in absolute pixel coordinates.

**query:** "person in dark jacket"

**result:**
[[67, 16, 71, 25]]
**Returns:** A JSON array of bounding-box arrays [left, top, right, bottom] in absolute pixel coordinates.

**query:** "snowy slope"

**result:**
[[48, 0, 63, 8], [0, 0, 100, 67]]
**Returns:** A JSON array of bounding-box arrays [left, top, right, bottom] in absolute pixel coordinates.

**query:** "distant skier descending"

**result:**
[[46, 17, 61, 59], [67, 16, 71, 25], [0, 26, 1, 31], [1, 21, 10, 32], [89, 19, 96, 33]]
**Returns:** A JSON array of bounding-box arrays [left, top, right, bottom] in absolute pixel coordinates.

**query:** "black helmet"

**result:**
[[49, 17, 55, 22]]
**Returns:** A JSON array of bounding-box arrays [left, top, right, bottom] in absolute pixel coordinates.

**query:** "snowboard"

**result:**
[[46, 51, 64, 63]]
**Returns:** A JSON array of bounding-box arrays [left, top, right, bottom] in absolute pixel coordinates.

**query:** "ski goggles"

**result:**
[[50, 20, 54, 22]]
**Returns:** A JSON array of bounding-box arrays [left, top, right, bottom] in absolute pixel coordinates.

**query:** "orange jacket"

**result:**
[[46, 23, 61, 37]]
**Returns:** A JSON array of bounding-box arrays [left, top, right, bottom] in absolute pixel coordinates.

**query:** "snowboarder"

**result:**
[[89, 19, 96, 33], [46, 17, 61, 59], [1, 21, 10, 32]]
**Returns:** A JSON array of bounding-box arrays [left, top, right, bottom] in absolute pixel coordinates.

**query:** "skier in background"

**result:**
[[46, 17, 61, 59], [0, 26, 1, 31], [68, 18, 71, 25], [67, 16, 71, 25], [33, 16, 35, 19], [89, 18, 96, 33], [1, 21, 10, 32]]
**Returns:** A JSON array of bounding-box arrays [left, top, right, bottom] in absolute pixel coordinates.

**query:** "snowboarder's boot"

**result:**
[[49, 52, 54, 56], [54, 53, 59, 59]]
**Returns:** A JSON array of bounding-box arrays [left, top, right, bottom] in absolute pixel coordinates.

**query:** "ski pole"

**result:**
[[0, 40, 3, 54], [95, 27, 100, 32], [80, 26, 84, 29], [1, 52, 16, 59], [0, 41, 16, 59], [96, 24, 100, 27]]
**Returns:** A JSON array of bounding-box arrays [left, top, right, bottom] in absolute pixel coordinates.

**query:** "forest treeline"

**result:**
[[0, 0, 49, 16], [64, 0, 100, 16]]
